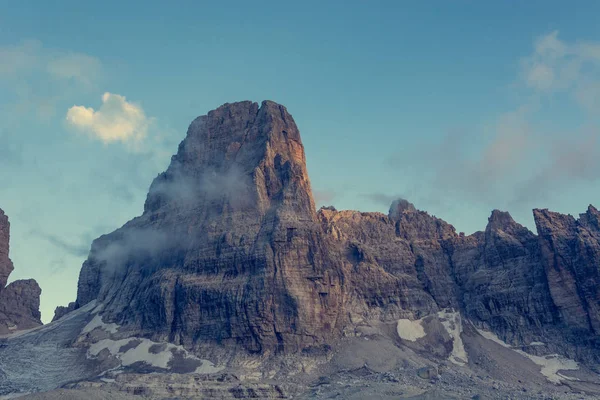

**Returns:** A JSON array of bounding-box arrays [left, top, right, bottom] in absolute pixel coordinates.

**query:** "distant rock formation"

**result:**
[[65, 101, 600, 365], [0, 209, 42, 334]]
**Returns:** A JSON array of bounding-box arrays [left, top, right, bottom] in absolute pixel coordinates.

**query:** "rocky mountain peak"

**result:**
[[580, 204, 600, 230], [532, 208, 577, 235], [485, 209, 534, 239], [143, 100, 315, 220], [487, 209, 513, 227], [76, 100, 343, 354]]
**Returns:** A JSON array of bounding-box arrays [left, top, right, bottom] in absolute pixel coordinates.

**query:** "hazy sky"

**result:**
[[1, 1, 600, 322]]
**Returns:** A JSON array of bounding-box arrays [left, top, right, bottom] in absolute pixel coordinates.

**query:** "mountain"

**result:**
[[2, 101, 600, 399], [0, 209, 42, 334], [74, 100, 344, 354], [69, 102, 600, 365]]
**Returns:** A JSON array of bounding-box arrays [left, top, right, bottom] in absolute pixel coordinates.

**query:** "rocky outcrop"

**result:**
[[75, 101, 344, 354], [68, 100, 600, 365], [0, 209, 42, 334]]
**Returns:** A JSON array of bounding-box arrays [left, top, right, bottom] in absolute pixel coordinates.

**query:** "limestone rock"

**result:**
[[75, 101, 344, 353], [0, 208, 42, 334]]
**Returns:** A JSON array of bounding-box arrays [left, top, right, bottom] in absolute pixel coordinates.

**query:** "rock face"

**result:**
[[534, 206, 600, 339], [76, 101, 344, 353], [0, 209, 42, 334], [70, 100, 600, 364]]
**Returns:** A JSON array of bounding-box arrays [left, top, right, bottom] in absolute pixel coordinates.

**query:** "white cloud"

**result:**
[[66, 92, 150, 146], [520, 30, 600, 110]]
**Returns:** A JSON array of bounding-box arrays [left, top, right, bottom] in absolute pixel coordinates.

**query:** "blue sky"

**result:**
[[1, 1, 600, 322]]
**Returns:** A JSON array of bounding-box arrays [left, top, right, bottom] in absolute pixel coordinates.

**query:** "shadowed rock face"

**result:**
[[534, 206, 600, 336], [318, 206, 560, 346], [70, 100, 600, 362], [75, 101, 344, 353], [0, 209, 42, 334]]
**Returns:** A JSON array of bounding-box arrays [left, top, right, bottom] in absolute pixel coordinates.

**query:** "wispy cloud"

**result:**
[[31, 231, 90, 258], [66, 92, 151, 147], [31, 225, 114, 260], [47, 53, 102, 86], [520, 30, 600, 112], [388, 31, 600, 210], [0, 40, 102, 120]]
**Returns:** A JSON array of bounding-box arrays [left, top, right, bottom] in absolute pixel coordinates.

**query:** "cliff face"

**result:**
[[534, 206, 600, 337], [71, 100, 600, 362], [318, 205, 560, 346], [76, 101, 344, 353], [0, 209, 42, 334]]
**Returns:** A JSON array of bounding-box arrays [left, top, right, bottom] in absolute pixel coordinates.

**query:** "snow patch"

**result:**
[[81, 314, 119, 335], [396, 318, 426, 341], [438, 309, 468, 366], [397, 309, 468, 366], [476, 328, 578, 384], [88, 337, 223, 374]]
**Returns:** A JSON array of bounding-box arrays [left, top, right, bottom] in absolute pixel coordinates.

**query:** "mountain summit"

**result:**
[[75, 100, 345, 353]]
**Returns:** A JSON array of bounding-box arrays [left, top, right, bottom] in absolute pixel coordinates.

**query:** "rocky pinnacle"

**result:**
[[0, 208, 42, 334], [67, 101, 600, 364]]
